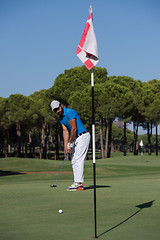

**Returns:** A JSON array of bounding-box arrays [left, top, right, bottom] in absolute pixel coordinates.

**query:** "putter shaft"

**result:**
[[51, 154, 67, 187]]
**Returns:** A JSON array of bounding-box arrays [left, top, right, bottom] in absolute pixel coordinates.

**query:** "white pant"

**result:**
[[71, 132, 90, 183]]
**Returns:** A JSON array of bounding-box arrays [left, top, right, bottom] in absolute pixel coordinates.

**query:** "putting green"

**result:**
[[0, 155, 160, 240]]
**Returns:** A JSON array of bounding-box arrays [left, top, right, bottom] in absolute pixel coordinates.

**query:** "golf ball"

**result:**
[[59, 209, 63, 214]]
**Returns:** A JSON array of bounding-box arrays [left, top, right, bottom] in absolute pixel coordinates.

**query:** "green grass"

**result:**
[[0, 154, 160, 240]]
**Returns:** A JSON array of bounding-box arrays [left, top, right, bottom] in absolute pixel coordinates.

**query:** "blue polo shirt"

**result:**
[[59, 107, 87, 135]]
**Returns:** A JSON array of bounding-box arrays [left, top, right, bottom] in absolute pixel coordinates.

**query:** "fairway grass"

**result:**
[[0, 155, 160, 240]]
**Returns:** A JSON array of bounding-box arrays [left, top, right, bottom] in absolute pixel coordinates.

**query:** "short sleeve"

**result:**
[[66, 109, 76, 121]]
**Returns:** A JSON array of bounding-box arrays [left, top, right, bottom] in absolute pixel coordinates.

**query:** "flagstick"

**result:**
[[91, 68, 97, 238], [76, 4, 98, 238]]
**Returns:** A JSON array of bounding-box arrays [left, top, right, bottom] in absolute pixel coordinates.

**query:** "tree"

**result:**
[[0, 97, 7, 157], [48, 66, 108, 106], [30, 90, 57, 159], [108, 76, 136, 156], [1, 65, 159, 159], [130, 80, 144, 155], [94, 80, 131, 158], [141, 80, 160, 155], [1, 94, 32, 157]]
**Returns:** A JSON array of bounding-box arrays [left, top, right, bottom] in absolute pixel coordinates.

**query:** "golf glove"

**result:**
[[67, 142, 74, 149]]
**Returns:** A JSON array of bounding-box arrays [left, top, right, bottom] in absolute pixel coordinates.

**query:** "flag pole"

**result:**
[[76, 5, 99, 238], [91, 68, 97, 238]]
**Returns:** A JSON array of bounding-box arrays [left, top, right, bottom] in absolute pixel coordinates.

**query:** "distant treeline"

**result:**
[[0, 66, 160, 159]]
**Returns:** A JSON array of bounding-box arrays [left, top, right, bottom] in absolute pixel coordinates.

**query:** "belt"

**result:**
[[76, 131, 88, 138]]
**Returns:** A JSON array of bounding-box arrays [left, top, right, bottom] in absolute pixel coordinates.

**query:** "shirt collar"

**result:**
[[63, 107, 66, 116]]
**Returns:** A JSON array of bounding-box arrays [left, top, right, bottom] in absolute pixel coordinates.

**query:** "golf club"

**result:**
[[50, 154, 67, 187]]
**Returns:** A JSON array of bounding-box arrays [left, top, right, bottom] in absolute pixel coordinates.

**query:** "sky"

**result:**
[[1, 0, 160, 99], [0, 0, 160, 134]]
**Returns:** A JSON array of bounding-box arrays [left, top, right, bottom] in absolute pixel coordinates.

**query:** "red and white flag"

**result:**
[[76, 6, 99, 70]]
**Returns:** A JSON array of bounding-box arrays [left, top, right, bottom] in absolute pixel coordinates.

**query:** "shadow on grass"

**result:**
[[0, 170, 23, 177], [84, 185, 111, 190], [98, 200, 155, 238]]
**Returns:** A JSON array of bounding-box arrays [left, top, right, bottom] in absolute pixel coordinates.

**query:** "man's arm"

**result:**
[[68, 118, 77, 143], [62, 124, 69, 153], [62, 118, 77, 154]]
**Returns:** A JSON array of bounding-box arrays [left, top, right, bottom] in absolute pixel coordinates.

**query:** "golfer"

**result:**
[[50, 100, 90, 191]]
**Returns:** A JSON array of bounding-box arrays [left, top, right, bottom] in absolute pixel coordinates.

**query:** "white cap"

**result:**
[[50, 100, 60, 111]]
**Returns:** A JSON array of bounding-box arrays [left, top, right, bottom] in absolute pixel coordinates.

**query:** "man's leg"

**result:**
[[71, 132, 90, 183]]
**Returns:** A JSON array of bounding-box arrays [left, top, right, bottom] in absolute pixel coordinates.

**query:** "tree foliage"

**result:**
[[0, 66, 159, 158]]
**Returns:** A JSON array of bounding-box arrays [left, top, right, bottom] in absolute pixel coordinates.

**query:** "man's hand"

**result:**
[[66, 148, 72, 154], [66, 142, 74, 154], [67, 142, 74, 149], [62, 118, 77, 155]]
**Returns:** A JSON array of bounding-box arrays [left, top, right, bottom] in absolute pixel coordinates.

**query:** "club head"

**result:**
[[50, 185, 57, 187]]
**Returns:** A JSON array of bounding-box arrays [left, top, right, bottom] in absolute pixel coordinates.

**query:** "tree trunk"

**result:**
[[24, 134, 28, 158], [104, 119, 108, 158], [41, 123, 50, 159], [32, 130, 35, 158], [4, 132, 8, 158], [147, 122, 152, 155], [99, 116, 104, 159], [39, 133, 42, 159], [54, 123, 59, 160], [16, 122, 21, 157], [42, 123, 46, 159], [133, 121, 139, 155], [0, 133, 3, 157], [123, 121, 127, 156], [29, 131, 32, 157], [107, 119, 112, 158], [45, 124, 50, 159], [156, 123, 158, 156]]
